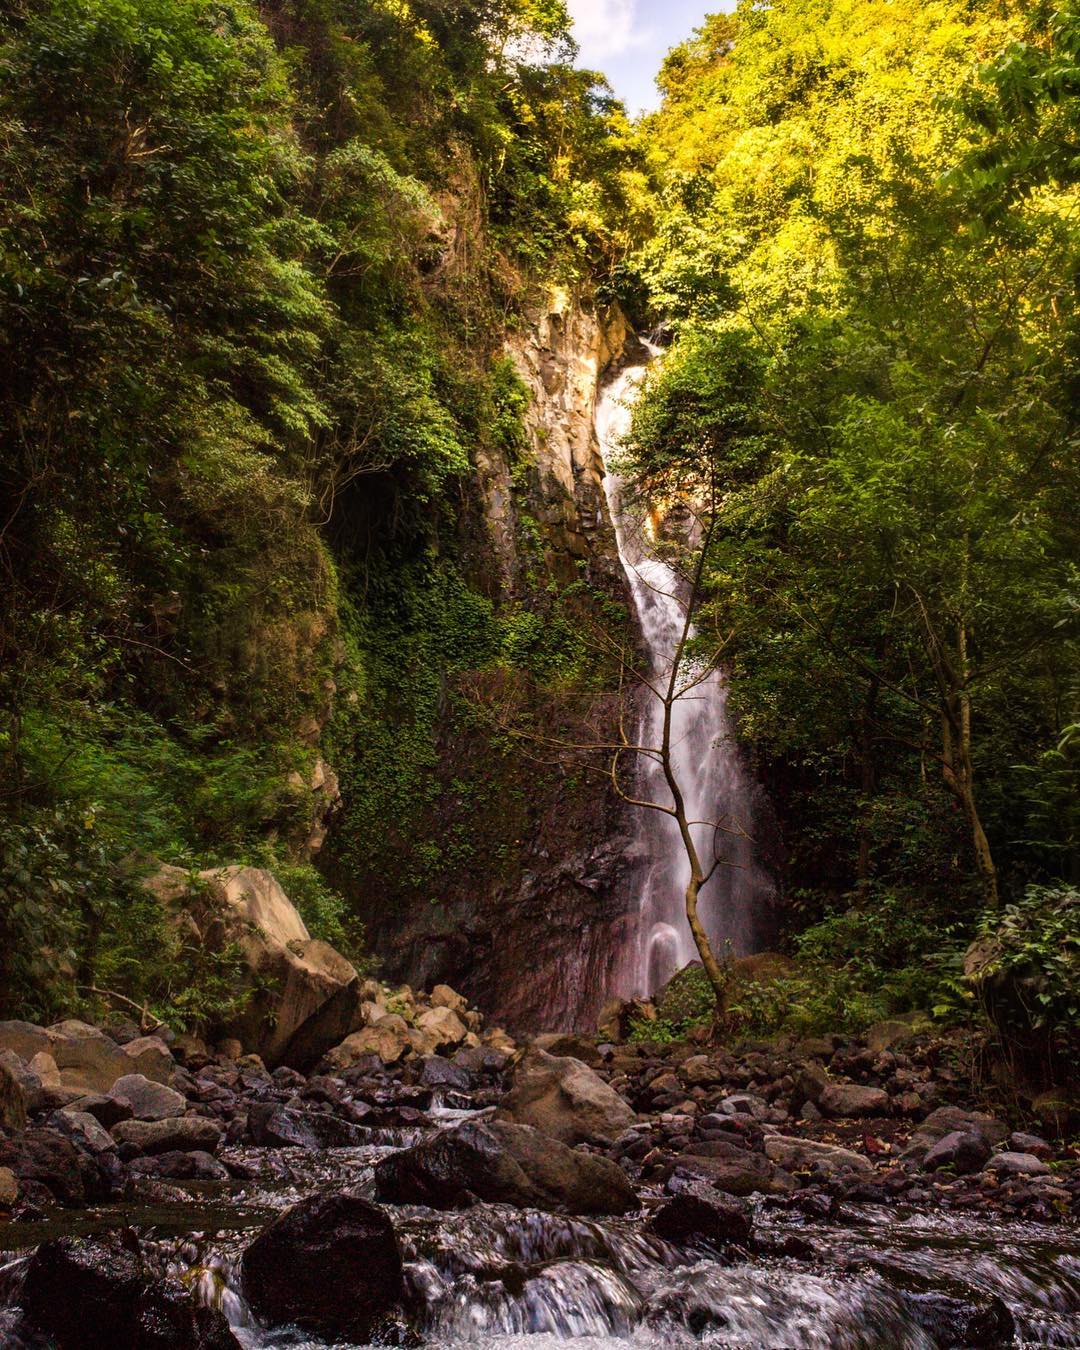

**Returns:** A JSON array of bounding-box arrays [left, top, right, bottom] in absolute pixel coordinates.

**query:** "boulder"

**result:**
[[42, 1021, 136, 1094], [668, 1146, 778, 1197], [496, 1048, 636, 1145], [921, 1131, 991, 1175], [68, 1093, 132, 1128], [112, 1116, 223, 1155], [120, 1035, 174, 1082], [903, 1107, 1008, 1160], [1008, 1131, 1053, 1159], [127, 1150, 229, 1181], [0, 1020, 52, 1062], [247, 1103, 367, 1150], [430, 984, 468, 1016], [763, 1135, 874, 1176], [0, 1055, 27, 1131], [415, 1005, 468, 1051], [29, 1050, 62, 1088], [144, 863, 360, 1068], [818, 1083, 890, 1118], [0, 1127, 108, 1206], [374, 1119, 636, 1216], [532, 1034, 604, 1068], [242, 1193, 404, 1342], [418, 1056, 470, 1091], [325, 1017, 412, 1069], [51, 1109, 117, 1158], [679, 1055, 725, 1087], [649, 1182, 753, 1248], [109, 1073, 186, 1121], [985, 1151, 1051, 1178], [21, 1236, 238, 1349]]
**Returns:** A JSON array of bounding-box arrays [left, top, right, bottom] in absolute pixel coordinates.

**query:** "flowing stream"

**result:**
[[3, 1122, 1078, 1348], [595, 350, 776, 999]]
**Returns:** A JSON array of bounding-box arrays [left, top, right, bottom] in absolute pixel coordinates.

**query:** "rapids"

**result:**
[[2, 1115, 1078, 1348]]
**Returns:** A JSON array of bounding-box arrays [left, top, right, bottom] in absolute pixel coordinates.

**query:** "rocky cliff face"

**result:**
[[336, 292, 640, 1034], [490, 291, 630, 594]]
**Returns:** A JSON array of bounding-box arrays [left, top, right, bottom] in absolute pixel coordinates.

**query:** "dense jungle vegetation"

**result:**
[[0, 0, 644, 1019], [0, 0, 1076, 1075], [626, 0, 1079, 1064]]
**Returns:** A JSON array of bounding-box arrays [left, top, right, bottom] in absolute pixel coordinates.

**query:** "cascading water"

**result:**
[[595, 346, 776, 999]]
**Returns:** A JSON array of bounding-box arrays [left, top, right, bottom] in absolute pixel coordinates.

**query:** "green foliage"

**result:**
[[0, 0, 641, 1021], [628, 0, 1079, 1002], [974, 885, 1080, 1037]]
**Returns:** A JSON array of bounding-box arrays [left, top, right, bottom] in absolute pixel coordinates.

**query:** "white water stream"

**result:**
[[596, 348, 776, 999]]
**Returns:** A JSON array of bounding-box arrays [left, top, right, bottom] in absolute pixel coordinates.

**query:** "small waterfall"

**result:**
[[596, 346, 776, 999]]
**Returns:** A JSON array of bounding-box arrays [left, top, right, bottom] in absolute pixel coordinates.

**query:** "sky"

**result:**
[[565, 0, 734, 114]]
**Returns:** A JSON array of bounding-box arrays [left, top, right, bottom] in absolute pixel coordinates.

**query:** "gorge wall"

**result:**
[[324, 293, 644, 1033]]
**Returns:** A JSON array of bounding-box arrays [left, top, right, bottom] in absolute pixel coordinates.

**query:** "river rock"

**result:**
[[247, 1102, 367, 1150], [0, 1021, 53, 1061], [0, 1127, 108, 1205], [1009, 1131, 1053, 1159], [242, 1192, 405, 1342], [903, 1106, 1008, 1160], [415, 1005, 468, 1050], [145, 863, 360, 1069], [679, 1055, 725, 1087], [325, 1016, 412, 1068], [375, 1119, 637, 1215], [763, 1135, 874, 1176], [128, 1149, 229, 1181], [21, 1236, 238, 1348], [68, 1092, 133, 1128], [819, 1082, 890, 1117], [920, 1130, 991, 1175], [668, 1146, 778, 1197], [112, 1115, 223, 1155], [418, 1055, 471, 1091], [51, 1109, 117, 1158], [985, 1151, 1052, 1177], [649, 1182, 753, 1248], [108, 1072, 186, 1121], [0, 1055, 27, 1131], [430, 983, 468, 1015], [496, 1047, 636, 1144]]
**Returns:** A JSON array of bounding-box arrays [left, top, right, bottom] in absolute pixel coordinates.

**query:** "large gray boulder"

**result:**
[[145, 864, 359, 1069], [108, 1073, 186, 1121], [374, 1119, 637, 1215], [496, 1048, 636, 1145]]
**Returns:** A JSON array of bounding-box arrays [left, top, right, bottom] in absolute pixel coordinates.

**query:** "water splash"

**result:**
[[595, 348, 776, 998]]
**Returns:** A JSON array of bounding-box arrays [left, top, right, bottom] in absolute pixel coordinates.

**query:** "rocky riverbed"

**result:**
[[0, 995, 1078, 1348]]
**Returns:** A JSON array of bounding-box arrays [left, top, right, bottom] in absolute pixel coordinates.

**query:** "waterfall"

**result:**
[[596, 345, 776, 999]]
